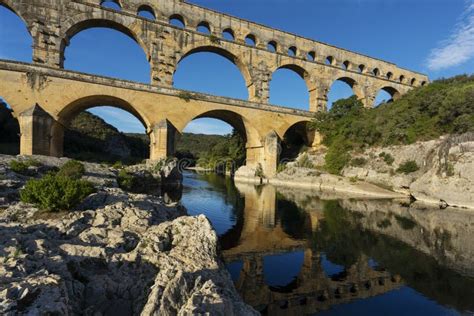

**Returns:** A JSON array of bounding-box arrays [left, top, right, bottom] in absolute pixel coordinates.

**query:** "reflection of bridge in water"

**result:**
[[223, 183, 403, 315]]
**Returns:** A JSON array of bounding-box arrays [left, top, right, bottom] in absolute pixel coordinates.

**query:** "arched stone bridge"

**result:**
[[0, 0, 428, 176]]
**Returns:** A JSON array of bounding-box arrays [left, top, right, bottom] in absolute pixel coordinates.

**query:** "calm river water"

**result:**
[[177, 171, 474, 315]]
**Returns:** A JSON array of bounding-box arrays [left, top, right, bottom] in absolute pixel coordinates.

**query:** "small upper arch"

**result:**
[[222, 28, 235, 41], [399, 75, 406, 83], [358, 64, 366, 73], [326, 56, 335, 66], [267, 40, 278, 52], [342, 60, 351, 70], [386, 71, 393, 80], [288, 46, 297, 57], [169, 14, 186, 28], [372, 68, 380, 76], [197, 21, 212, 34], [245, 34, 257, 46], [137, 4, 156, 20], [410, 78, 417, 86], [307, 51, 316, 61], [100, 0, 122, 10]]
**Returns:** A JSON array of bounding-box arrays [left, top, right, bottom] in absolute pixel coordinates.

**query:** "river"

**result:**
[[176, 171, 474, 315]]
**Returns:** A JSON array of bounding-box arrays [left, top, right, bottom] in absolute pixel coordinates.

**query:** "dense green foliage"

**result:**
[[64, 112, 148, 163], [57, 160, 86, 179], [311, 75, 474, 174], [379, 152, 395, 165], [9, 159, 41, 175], [195, 130, 246, 170], [20, 173, 95, 212], [396, 160, 420, 174]]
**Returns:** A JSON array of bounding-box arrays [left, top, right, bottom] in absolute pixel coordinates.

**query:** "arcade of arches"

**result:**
[[0, 0, 428, 177]]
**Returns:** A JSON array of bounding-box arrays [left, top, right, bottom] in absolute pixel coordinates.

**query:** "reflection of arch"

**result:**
[[177, 46, 252, 90], [180, 110, 262, 148], [60, 15, 150, 67]]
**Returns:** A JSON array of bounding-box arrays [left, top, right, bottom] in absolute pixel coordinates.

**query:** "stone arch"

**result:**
[[342, 60, 351, 70], [270, 64, 312, 109], [374, 86, 401, 106], [222, 28, 235, 41], [57, 95, 150, 129], [178, 109, 262, 148], [197, 20, 212, 34], [100, 0, 122, 10], [273, 64, 312, 91], [59, 14, 150, 67], [279, 120, 313, 161], [379, 86, 401, 100], [53, 95, 151, 158], [268, 40, 278, 52], [137, 4, 156, 20], [0, 2, 31, 32], [0, 2, 33, 63], [327, 76, 360, 109], [169, 14, 186, 28], [176, 45, 252, 92], [245, 34, 257, 46]]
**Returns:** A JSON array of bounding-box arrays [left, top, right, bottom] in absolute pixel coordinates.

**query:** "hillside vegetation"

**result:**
[[311, 75, 474, 174]]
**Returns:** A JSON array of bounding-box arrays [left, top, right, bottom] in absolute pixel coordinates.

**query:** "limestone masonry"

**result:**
[[0, 0, 429, 176]]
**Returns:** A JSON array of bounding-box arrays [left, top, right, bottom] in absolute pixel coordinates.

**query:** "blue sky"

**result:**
[[1, 0, 473, 135]]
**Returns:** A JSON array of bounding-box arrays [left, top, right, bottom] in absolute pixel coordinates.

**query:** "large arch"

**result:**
[[175, 45, 252, 95], [177, 109, 262, 148], [270, 64, 311, 110], [279, 120, 313, 161], [52, 95, 151, 159], [173, 47, 249, 100], [327, 76, 358, 110], [373, 86, 401, 107], [0, 4, 33, 63], [59, 14, 150, 68]]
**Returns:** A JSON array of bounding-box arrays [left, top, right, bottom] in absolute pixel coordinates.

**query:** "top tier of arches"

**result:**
[[88, 0, 428, 86]]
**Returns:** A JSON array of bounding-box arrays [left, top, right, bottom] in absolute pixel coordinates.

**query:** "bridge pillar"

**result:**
[[262, 131, 280, 178], [18, 104, 58, 156], [149, 119, 176, 160], [248, 62, 271, 104], [309, 82, 330, 112], [31, 21, 63, 67]]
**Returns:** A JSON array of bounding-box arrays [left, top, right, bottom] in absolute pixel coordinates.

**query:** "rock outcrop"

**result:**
[[0, 155, 256, 315], [342, 133, 474, 209]]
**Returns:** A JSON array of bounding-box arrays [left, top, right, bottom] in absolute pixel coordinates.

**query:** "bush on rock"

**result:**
[[20, 173, 95, 212]]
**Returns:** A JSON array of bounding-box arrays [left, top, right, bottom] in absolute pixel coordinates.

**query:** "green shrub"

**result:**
[[117, 169, 159, 193], [276, 163, 287, 173], [350, 157, 367, 167], [445, 163, 455, 176], [396, 160, 419, 174], [379, 152, 395, 165], [349, 176, 359, 183], [209, 34, 221, 44], [177, 91, 193, 102], [9, 159, 41, 175], [296, 153, 314, 169], [324, 143, 351, 175], [20, 174, 95, 212], [57, 160, 85, 179], [112, 161, 123, 169]]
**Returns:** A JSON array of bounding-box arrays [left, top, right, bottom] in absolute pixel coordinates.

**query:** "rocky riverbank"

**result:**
[[0, 155, 257, 315], [236, 133, 474, 210]]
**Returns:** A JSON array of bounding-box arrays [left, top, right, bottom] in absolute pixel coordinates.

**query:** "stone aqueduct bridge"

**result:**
[[0, 0, 428, 176]]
